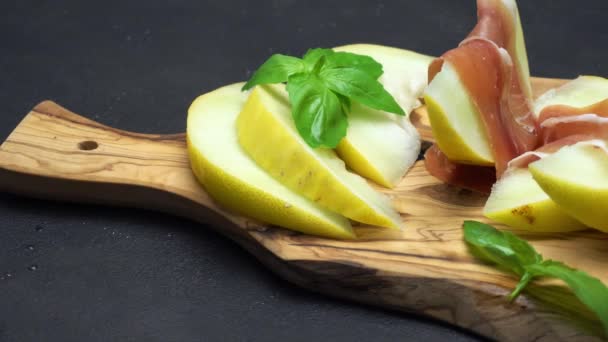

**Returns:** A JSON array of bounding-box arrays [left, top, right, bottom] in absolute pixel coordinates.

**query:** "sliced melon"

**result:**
[[331, 44, 434, 187], [236, 84, 402, 230], [484, 167, 586, 232], [529, 140, 608, 232], [334, 99, 421, 188], [423, 0, 531, 167], [187, 83, 354, 239], [424, 61, 494, 165], [534, 76, 608, 117], [504, 0, 533, 99], [334, 44, 433, 116]]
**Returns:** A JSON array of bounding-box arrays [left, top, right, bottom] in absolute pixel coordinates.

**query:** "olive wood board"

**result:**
[[0, 77, 606, 341]]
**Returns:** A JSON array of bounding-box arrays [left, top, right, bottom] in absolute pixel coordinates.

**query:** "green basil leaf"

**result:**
[[336, 93, 351, 112], [320, 66, 404, 115], [463, 221, 542, 276], [465, 221, 608, 336], [242, 54, 305, 90], [325, 52, 384, 79], [503, 229, 544, 266], [310, 54, 327, 75], [509, 272, 534, 300], [286, 73, 347, 148], [525, 260, 608, 335], [242, 47, 403, 149], [303, 48, 335, 67]]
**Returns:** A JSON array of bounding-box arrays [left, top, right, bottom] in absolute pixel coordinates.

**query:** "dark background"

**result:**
[[1, 1, 606, 341]]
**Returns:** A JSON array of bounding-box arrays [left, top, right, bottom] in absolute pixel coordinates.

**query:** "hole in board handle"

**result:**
[[78, 140, 99, 151]]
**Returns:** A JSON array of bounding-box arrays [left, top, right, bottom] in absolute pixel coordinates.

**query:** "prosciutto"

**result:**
[[429, 41, 526, 176], [506, 134, 595, 170], [428, 106, 608, 193], [538, 99, 608, 144], [465, 0, 533, 100], [426, 0, 538, 182], [424, 1, 608, 193], [424, 145, 496, 194]]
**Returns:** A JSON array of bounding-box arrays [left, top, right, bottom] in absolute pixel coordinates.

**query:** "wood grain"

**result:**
[[0, 77, 606, 341]]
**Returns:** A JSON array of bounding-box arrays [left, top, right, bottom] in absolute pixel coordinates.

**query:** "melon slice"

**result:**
[[187, 83, 354, 239], [236, 84, 402, 230]]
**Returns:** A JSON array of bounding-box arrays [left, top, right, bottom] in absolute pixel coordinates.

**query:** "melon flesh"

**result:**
[[484, 167, 586, 232], [530, 140, 608, 232], [333, 44, 434, 187], [236, 84, 403, 230], [187, 83, 354, 239]]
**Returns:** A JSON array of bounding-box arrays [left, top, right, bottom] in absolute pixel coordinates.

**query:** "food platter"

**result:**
[[0, 93, 605, 341]]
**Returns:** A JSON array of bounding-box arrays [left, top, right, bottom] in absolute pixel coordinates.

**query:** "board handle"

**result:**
[[0, 101, 248, 231]]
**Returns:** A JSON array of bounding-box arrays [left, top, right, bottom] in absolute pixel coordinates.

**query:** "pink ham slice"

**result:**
[[506, 101, 608, 172], [539, 100, 608, 144], [427, 101, 608, 191], [424, 145, 496, 194], [424, 134, 596, 195], [506, 134, 596, 169], [430, 40, 530, 176], [426, 0, 538, 185], [465, 0, 538, 159]]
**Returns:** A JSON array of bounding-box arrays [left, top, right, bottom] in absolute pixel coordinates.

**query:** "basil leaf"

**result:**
[[336, 93, 351, 112], [510, 272, 534, 300], [242, 54, 305, 90], [242, 47, 400, 149], [320, 66, 404, 115], [326, 52, 384, 80], [504, 229, 543, 267], [526, 261, 608, 335], [286, 73, 347, 148], [303, 48, 334, 67], [310, 54, 327, 75], [464, 221, 608, 335], [463, 221, 542, 276]]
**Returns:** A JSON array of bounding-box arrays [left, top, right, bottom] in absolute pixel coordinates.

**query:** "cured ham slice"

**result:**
[[534, 76, 608, 143], [533, 76, 608, 116], [465, 0, 533, 100], [431, 40, 530, 176], [539, 100, 608, 144], [506, 134, 595, 170], [424, 2, 607, 194], [424, 145, 496, 194], [424, 132, 592, 196], [426, 0, 538, 181], [539, 100, 608, 122], [466, 0, 537, 156]]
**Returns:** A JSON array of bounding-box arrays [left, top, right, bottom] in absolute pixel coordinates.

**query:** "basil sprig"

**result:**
[[464, 221, 608, 335], [243, 48, 404, 148]]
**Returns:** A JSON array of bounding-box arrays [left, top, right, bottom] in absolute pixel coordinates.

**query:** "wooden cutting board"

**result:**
[[0, 77, 606, 341]]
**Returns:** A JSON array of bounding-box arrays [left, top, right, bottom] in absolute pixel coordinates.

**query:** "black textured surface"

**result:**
[[1, 1, 607, 341]]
